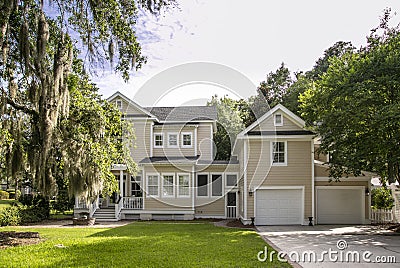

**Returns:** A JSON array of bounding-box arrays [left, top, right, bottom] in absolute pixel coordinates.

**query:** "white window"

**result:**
[[168, 133, 178, 148], [116, 100, 122, 110], [226, 174, 237, 187], [154, 133, 163, 148], [271, 141, 287, 165], [274, 113, 283, 126], [181, 132, 192, 148], [197, 174, 208, 197], [211, 174, 222, 196], [147, 174, 159, 196], [178, 174, 190, 197], [162, 174, 174, 197]]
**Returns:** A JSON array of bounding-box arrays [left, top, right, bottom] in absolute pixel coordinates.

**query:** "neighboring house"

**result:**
[[74, 92, 372, 225]]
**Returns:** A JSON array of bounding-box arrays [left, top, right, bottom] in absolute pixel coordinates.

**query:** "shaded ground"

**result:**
[[0, 231, 41, 249]]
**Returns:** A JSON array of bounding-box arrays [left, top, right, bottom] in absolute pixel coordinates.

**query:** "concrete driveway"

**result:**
[[257, 225, 400, 268]]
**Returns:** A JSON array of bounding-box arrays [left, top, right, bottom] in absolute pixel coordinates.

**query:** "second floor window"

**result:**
[[181, 132, 192, 147], [168, 133, 178, 147], [272, 141, 286, 165], [154, 133, 163, 147]]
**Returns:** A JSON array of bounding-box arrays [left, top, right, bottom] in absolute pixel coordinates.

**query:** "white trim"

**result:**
[[191, 165, 195, 210], [154, 132, 164, 148], [107, 91, 157, 119], [177, 173, 190, 198], [146, 173, 159, 198], [254, 186, 305, 225], [315, 186, 366, 225], [181, 132, 193, 148], [311, 140, 315, 222], [150, 122, 154, 157], [237, 104, 306, 137], [161, 173, 175, 198], [239, 215, 253, 225], [243, 140, 248, 219], [270, 141, 287, 166], [274, 113, 283, 126], [210, 173, 223, 197], [196, 173, 209, 198], [225, 173, 239, 188], [210, 124, 213, 159], [167, 132, 179, 148], [194, 126, 198, 156]]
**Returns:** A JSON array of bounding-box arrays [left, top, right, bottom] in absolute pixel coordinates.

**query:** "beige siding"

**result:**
[[252, 112, 303, 131], [195, 198, 225, 216], [197, 123, 213, 161], [130, 121, 152, 162], [314, 144, 328, 162], [315, 180, 370, 218], [246, 139, 313, 219]]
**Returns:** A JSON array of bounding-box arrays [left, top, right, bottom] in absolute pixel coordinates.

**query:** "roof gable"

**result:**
[[107, 91, 156, 118], [238, 104, 306, 137]]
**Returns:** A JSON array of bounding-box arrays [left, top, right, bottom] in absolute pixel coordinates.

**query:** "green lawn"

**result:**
[[0, 199, 19, 209], [0, 221, 290, 267]]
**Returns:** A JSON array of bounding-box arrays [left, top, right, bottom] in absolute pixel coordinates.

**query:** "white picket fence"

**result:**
[[371, 209, 394, 224]]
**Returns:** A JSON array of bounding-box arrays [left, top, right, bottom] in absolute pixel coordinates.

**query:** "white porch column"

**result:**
[[75, 196, 79, 208], [119, 170, 124, 197]]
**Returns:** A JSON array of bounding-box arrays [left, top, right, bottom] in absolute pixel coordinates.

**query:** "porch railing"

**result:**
[[123, 197, 143, 210], [371, 208, 394, 224], [89, 199, 98, 218], [226, 206, 236, 219]]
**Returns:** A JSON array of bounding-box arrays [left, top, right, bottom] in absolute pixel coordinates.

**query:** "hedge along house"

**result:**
[[74, 92, 372, 225]]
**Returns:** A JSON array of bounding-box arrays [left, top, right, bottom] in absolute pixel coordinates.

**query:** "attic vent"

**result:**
[[116, 100, 122, 110], [274, 113, 283, 126]]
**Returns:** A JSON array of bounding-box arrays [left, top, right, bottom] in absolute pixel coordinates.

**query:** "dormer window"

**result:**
[[274, 113, 283, 126], [116, 100, 122, 110]]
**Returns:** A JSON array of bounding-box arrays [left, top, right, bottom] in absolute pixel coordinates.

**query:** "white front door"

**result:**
[[255, 188, 303, 225]]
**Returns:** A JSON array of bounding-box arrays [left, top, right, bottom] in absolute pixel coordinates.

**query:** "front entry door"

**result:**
[[226, 192, 237, 219]]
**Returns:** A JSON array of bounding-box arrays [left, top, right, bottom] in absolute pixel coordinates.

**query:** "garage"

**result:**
[[255, 188, 303, 225], [316, 187, 365, 224]]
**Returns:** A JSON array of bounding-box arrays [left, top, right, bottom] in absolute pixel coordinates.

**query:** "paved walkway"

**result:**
[[257, 225, 400, 268]]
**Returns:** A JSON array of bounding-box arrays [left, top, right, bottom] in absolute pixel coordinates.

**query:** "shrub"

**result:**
[[7, 190, 16, 199], [372, 187, 395, 209], [19, 194, 34, 206], [52, 190, 74, 213], [0, 190, 9, 200], [0, 206, 21, 226]]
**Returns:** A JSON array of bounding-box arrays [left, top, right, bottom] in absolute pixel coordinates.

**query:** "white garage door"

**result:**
[[255, 189, 303, 225], [317, 188, 364, 224]]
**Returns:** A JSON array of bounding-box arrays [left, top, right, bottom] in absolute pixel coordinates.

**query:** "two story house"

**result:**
[[74, 91, 372, 225]]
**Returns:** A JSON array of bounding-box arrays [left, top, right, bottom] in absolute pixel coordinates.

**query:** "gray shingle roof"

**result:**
[[144, 106, 217, 122]]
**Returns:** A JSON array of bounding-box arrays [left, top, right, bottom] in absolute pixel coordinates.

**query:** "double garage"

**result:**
[[254, 186, 366, 225]]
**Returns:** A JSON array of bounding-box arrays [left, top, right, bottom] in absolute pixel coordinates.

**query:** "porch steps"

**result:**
[[93, 208, 118, 222]]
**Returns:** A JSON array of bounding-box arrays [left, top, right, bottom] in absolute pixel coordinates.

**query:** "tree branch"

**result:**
[[0, 86, 39, 118]]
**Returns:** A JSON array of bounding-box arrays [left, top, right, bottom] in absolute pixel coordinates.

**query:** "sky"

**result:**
[[92, 0, 400, 106]]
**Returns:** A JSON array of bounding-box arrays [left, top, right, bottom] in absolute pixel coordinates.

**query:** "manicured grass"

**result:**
[[50, 210, 73, 220], [0, 221, 290, 267], [0, 199, 19, 209]]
